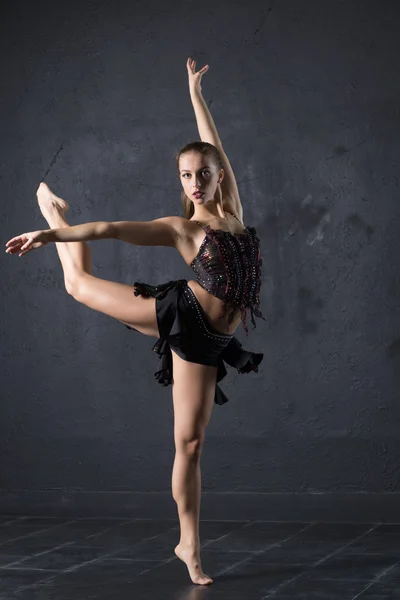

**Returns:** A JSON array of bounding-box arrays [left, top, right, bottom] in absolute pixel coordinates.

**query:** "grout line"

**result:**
[[259, 523, 383, 599], [3, 517, 398, 597], [12, 525, 180, 594], [350, 561, 400, 600], [0, 542, 76, 569], [215, 521, 317, 582], [0, 520, 78, 548]]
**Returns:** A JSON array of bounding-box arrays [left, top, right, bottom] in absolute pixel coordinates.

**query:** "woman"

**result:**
[[5, 58, 266, 586]]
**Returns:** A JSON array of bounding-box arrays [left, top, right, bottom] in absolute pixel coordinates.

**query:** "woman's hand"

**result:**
[[5, 229, 50, 257], [187, 57, 209, 94]]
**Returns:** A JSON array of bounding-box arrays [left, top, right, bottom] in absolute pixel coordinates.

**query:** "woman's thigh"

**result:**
[[171, 349, 218, 445], [72, 273, 159, 338]]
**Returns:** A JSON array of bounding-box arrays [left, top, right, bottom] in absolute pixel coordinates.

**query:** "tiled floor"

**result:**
[[0, 515, 398, 599]]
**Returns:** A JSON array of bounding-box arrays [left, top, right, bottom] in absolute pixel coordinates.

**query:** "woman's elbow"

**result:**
[[107, 221, 118, 239]]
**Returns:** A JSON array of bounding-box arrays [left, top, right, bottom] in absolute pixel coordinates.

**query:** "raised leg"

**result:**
[[171, 349, 217, 586], [37, 182, 92, 292], [36, 183, 159, 336]]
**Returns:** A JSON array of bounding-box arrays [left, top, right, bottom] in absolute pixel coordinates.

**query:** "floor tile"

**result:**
[[0, 516, 397, 600]]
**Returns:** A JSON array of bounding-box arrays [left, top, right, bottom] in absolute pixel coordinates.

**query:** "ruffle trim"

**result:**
[[125, 327, 263, 405], [124, 279, 263, 405]]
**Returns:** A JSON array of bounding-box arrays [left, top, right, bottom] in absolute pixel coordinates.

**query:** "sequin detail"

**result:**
[[190, 216, 266, 336]]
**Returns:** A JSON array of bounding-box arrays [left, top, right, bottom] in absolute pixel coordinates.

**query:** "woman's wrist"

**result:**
[[189, 85, 202, 98], [45, 228, 61, 242]]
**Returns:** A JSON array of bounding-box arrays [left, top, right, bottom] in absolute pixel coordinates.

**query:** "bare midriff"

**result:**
[[186, 280, 242, 336]]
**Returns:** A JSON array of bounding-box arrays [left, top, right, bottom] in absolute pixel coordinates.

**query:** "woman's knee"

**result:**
[[65, 274, 81, 297], [175, 435, 204, 459]]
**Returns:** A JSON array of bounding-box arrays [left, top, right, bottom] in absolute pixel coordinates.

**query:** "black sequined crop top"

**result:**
[[190, 212, 266, 336]]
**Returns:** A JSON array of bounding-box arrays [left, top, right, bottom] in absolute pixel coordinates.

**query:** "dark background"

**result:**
[[1, 0, 399, 520]]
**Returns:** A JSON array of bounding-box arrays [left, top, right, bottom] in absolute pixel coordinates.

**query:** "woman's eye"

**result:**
[[183, 171, 210, 178]]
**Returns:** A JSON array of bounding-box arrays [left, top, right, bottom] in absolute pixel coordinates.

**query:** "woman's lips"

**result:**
[[193, 192, 204, 198]]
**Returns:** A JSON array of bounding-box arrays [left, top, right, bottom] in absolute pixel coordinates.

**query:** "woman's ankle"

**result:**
[[179, 536, 200, 549]]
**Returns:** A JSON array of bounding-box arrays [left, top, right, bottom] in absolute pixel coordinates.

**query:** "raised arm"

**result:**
[[187, 58, 243, 223]]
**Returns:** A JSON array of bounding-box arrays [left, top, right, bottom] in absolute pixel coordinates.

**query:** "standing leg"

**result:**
[[170, 349, 217, 586]]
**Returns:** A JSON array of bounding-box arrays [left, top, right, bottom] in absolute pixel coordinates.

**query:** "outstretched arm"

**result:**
[[5, 221, 113, 257], [187, 58, 243, 222], [5, 216, 183, 257], [45, 216, 182, 247]]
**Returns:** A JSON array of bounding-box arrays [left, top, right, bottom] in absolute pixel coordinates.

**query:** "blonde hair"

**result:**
[[175, 141, 224, 219]]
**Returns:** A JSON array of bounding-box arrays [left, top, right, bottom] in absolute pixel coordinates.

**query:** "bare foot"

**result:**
[[36, 182, 69, 215], [174, 543, 213, 585]]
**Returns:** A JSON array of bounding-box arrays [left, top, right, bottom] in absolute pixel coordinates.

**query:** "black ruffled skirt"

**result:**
[[124, 279, 263, 405]]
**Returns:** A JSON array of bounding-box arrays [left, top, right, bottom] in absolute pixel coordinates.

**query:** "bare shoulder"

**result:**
[[168, 216, 200, 265], [141, 215, 196, 263], [169, 215, 195, 241], [149, 215, 190, 238], [168, 208, 246, 266], [164, 214, 196, 249]]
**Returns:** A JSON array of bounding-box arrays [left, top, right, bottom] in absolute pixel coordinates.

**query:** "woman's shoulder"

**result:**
[[222, 197, 244, 227], [224, 209, 245, 228]]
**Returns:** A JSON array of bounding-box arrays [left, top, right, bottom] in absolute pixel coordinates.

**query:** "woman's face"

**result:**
[[179, 152, 223, 204]]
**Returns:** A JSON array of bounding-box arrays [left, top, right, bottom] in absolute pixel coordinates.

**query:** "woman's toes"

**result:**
[[36, 182, 51, 197]]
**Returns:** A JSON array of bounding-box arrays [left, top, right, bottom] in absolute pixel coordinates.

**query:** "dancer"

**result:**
[[5, 58, 266, 585]]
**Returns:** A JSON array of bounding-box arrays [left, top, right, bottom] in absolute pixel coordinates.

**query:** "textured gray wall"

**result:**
[[1, 0, 400, 517]]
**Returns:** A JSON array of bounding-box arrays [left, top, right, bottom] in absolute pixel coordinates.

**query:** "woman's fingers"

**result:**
[[187, 57, 208, 73], [5, 238, 30, 254], [5, 245, 19, 254], [5, 243, 28, 256], [19, 247, 34, 257], [187, 57, 209, 94], [5, 231, 47, 256], [20, 238, 33, 250], [5, 241, 24, 253], [6, 236, 30, 250], [6, 236, 23, 247], [7, 241, 39, 257]]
